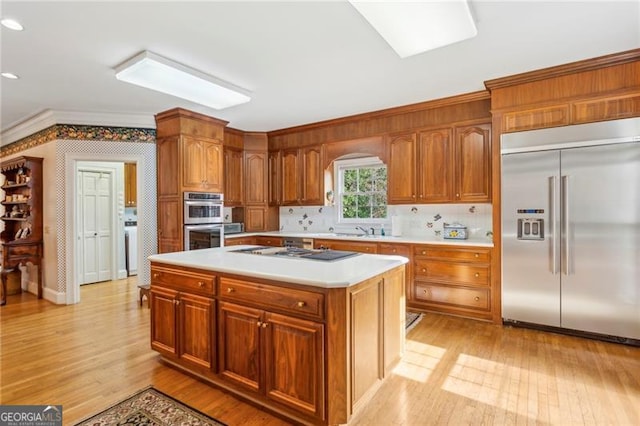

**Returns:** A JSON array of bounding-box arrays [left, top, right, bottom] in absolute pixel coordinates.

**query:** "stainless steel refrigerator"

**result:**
[[501, 117, 640, 343]]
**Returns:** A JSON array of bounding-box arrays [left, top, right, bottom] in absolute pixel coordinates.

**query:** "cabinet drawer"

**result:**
[[378, 243, 411, 257], [219, 277, 324, 320], [314, 239, 378, 254], [415, 283, 490, 311], [151, 267, 216, 295], [413, 246, 491, 262], [414, 260, 489, 286], [253, 236, 283, 247]]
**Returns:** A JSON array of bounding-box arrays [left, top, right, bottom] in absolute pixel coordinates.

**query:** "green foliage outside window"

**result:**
[[340, 165, 387, 220]]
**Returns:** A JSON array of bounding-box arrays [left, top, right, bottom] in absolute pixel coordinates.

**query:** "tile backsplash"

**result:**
[[279, 203, 493, 240]]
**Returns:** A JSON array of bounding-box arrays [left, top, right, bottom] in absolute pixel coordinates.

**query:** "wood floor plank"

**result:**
[[1, 279, 639, 425]]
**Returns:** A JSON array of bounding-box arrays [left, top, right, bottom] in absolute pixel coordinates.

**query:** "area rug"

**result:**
[[406, 311, 424, 333], [75, 386, 226, 426]]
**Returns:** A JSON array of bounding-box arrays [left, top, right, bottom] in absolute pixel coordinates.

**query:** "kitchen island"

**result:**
[[148, 246, 408, 426]]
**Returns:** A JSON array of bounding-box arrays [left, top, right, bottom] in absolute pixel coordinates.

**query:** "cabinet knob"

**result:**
[[392, 249, 397, 253], [297, 301, 306, 308], [475, 273, 480, 278], [423, 289, 428, 295], [257, 321, 262, 327], [421, 268, 426, 273], [474, 296, 480, 301], [227, 287, 235, 293], [261, 322, 268, 328], [474, 253, 479, 258], [198, 281, 205, 288], [421, 250, 426, 255], [456, 193, 460, 198], [153, 273, 159, 279]]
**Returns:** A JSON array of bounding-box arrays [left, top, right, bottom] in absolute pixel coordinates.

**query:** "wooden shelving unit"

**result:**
[[0, 156, 44, 305]]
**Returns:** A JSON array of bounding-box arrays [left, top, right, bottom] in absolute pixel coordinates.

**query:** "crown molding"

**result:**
[[1, 109, 156, 145]]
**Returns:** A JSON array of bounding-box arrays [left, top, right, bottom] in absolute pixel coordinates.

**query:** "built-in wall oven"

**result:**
[[184, 192, 224, 250], [184, 192, 223, 224]]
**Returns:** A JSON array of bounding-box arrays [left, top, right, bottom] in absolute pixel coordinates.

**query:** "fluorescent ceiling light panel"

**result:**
[[114, 51, 251, 110], [1, 18, 24, 31], [349, 0, 477, 58]]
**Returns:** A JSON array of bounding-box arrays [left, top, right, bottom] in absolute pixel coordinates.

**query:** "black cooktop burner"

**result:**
[[230, 246, 360, 262]]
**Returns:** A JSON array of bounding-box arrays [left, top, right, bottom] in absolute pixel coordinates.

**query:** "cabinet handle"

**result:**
[[227, 287, 235, 293], [474, 296, 480, 301], [297, 301, 306, 308], [257, 321, 262, 327], [153, 273, 159, 279], [198, 281, 205, 288], [475, 273, 480, 278], [261, 322, 268, 328], [456, 193, 460, 198], [392, 249, 397, 253], [474, 253, 479, 258], [421, 268, 426, 273], [421, 250, 426, 255]]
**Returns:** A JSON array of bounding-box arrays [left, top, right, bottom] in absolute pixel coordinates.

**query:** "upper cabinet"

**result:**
[[182, 136, 223, 193], [387, 122, 491, 204], [280, 146, 323, 206], [244, 151, 268, 206], [124, 163, 137, 207], [268, 151, 281, 206], [223, 147, 243, 207]]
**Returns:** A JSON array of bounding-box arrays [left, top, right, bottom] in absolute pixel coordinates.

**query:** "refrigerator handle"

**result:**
[[549, 176, 557, 274], [561, 175, 570, 275]]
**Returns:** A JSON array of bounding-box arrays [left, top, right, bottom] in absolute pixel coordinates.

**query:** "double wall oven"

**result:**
[[183, 192, 224, 250]]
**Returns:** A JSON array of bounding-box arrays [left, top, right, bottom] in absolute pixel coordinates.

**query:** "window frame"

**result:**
[[334, 157, 388, 224]]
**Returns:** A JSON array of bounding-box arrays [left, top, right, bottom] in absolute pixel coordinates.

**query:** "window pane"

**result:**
[[373, 193, 387, 205], [344, 169, 357, 192], [357, 206, 372, 218], [337, 160, 387, 221], [358, 168, 373, 191], [372, 205, 387, 219], [342, 195, 357, 218]]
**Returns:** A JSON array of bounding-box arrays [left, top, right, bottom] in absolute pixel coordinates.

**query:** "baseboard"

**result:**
[[117, 269, 128, 279], [43, 287, 66, 304]]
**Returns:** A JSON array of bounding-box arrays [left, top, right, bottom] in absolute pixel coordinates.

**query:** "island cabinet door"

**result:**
[[218, 301, 262, 392], [263, 312, 325, 420], [178, 293, 215, 371], [150, 286, 179, 357]]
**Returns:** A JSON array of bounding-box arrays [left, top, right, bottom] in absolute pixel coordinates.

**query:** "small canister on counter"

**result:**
[[443, 223, 468, 240]]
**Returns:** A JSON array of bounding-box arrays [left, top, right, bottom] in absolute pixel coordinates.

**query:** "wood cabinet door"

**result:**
[[157, 136, 180, 197], [124, 163, 137, 207], [179, 293, 215, 370], [417, 128, 453, 202], [245, 207, 267, 232], [387, 132, 416, 204], [268, 151, 281, 206], [454, 124, 491, 202], [218, 301, 262, 392], [203, 140, 223, 192], [378, 243, 413, 302], [301, 146, 323, 205], [263, 312, 325, 420], [182, 136, 206, 190], [150, 286, 179, 357], [281, 149, 300, 205], [224, 148, 243, 206], [157, 198, 181, 253], [245, 151, 267, 205]]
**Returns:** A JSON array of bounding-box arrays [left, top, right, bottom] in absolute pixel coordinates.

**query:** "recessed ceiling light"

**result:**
[[114, 51, 251, 110], [1, 18, 24, 31], [349, 0, 477, 58], [1, 72, 19, 79]]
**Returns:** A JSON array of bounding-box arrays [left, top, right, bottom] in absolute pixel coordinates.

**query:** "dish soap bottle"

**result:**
[[380, 224, 385, 236]]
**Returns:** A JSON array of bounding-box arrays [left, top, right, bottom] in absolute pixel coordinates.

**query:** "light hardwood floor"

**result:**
[[1, 278, 639, 425]]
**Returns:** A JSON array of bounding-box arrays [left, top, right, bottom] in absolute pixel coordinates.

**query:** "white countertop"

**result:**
[[226, 231, 494, 247], [149, 246, 409, 289]]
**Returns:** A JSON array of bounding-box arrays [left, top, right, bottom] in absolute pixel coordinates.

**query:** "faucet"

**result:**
[[355, 226, 369, 236]]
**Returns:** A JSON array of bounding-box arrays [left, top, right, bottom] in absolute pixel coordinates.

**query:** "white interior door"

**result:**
[[79, 170, 113, 285]]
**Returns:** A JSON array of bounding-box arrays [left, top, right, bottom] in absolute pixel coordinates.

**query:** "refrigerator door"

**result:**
[[560, 142, 640, 339], [502, 150, 561, 327]]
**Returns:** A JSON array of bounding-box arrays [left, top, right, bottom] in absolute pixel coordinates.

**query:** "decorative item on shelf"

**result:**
[[326, 190, 334, 205], [443, 223, 469, 240], [9, 206, 20, 217]]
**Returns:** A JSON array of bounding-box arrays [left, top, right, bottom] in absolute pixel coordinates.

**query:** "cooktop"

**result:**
[[230, 246, 360, 262]]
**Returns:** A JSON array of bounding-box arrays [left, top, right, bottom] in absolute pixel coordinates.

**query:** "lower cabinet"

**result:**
[[409, 245, 492, 321], [224, 236, 256, 246], [150, 286, 215, 370], [313, 239, 378, 254], [218, 301, 325, 419]]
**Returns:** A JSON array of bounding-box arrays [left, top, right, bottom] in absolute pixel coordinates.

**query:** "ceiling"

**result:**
[[1, 1, 638, 142]]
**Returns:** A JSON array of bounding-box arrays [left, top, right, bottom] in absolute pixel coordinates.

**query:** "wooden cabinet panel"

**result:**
[[415, 283, 490, 311], [157, 198, 181, 253], [378, 243, 413, 303], [281, 149, 300, 205], [253, 236, 283, 247], [264, 312, 325, 419], [502, 105, 569, 133], [224, 148, 243, 206], [182, 136, 223, 192], [313, 239, 378, 254], [157, 137, 180, 197], [218, 301, 262, 392], [417, 128, 453, 202], [220, 277, 325, 320], [245, 207, 267, 232], [572, 94, 640, 124], [150, 286, 179, 356], [124, 163, 137, 207], [224, 236, 256, 246], [301, 146, 323, 205], [204, 141, 223, 192], [455, 124, 491, 202], [414, 259, 489, 286], [268, 151, 281, 206], [245, 151, 268, 205], [387, 132, 416, 203], [151, 266, 216, 295], [179, 293, 215, 370], [414, 246, 491, 262]]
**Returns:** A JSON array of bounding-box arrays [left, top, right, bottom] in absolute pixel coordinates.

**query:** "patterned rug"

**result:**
[[406, 311, 424, 333], [75, 387, 226, 426]]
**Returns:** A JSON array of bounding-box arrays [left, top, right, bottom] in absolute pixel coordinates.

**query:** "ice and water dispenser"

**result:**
[[516, 209, 544, 241]]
